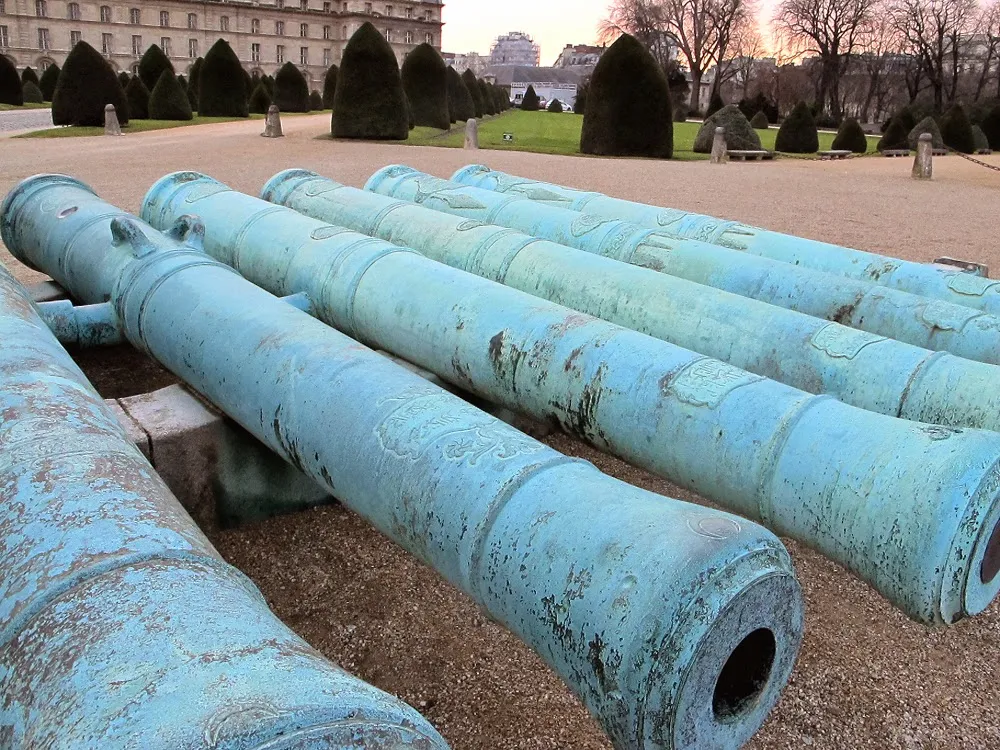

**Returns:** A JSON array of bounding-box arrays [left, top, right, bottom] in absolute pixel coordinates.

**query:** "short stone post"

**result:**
[[464, 118, 479, 150], [104, 104, 122, 136], [710, 126, 727, 164], [912, 132, 933, 180], [261, 105, 283, 138]]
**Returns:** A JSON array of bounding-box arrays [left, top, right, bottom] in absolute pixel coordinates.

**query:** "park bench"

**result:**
[[818, 150, 852, 160], [727, 150, 775, 161]]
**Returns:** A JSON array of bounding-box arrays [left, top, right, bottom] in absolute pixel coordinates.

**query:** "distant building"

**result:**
[[552, 43, 603, 73], [0, 0, 444, 89], [488, 30, 539, 67], [489, 65, 580, 109], [442, 50, 486, 76]]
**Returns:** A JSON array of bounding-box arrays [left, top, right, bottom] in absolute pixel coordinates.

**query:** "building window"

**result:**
[[300, 0, 307, 9], [130, 7, 140, 24], [300, 23, 308, 37], [160, 11, 169, 27], [220, 15, 229, 31], [0, 1, 5, 14], [67, 2, 79, 20], [130, 62, 138, 74], [276, 44, 284, 63], [323, 47, 330, 66], [405, 6, 412, 18], [251, 42, 260, 61], [424, 32, 432, 44], [102, 33, 112, 54], [100, 5, 110, 22], [404, 30, 411, 44], [300, 46, 307, 64], [0, 25, 7, 47], [70, 29, 80, 46], [323, 25, 331, 39], [251, 18, 260, 33], [342, 24, 347, 38], [323, 1, 330, 11], [35, 0, 46, 17], [133, 35, 144, 55], [188, 38, 197, 58], [342, 1, 347, 10], [187, 13, 197, 30], [161, 37, 170, 56], [276, 0, 283, 8], [385, 5, 392, 16], [384, 28, 391, 42], [37, 27, 49, 49], [364, 2, 371, 12], [275, 20, 284, 35]]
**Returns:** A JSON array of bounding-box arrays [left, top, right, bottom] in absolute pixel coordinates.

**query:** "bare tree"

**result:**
[[889, 0, 980, 109], [713, 17, 766, 98], [971, 0, 1000, 99], [854, 6, 905, 120], [602, 0, 756, 110], [773, 0, 878, 118]]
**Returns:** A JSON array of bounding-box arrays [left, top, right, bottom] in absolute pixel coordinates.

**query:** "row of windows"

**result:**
[[250, 42, 331, 66], [19, 0, 435, 23]]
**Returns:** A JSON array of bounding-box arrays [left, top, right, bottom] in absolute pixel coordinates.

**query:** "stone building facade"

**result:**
[[0, 0, 443, 88], [488, 31, 538, 68]]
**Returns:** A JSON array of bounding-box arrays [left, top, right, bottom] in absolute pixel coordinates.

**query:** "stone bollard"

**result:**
[[261, 104, 283, 137], [464, 118, 479, 149], [710, 126, 728, 164], [103, 104, 122, 136], [912, 132, 933, 179]]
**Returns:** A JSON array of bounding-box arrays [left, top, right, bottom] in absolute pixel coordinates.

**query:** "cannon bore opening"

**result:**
[[711, 628, 776, 722], [980, 517, 1000, 585]]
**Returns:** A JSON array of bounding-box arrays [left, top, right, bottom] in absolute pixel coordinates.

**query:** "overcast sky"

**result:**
[[439, 1, 778, 65]]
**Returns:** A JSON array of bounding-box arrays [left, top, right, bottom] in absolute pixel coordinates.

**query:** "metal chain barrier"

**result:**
[[948, 147, 1000, 173]]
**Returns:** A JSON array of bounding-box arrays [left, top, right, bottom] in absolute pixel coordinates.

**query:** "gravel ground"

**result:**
[[0, 108, 55, 134], [1, 113, 998, 749]]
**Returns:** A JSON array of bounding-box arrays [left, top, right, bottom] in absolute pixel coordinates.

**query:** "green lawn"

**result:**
[[0, 102, 52, 111], [16, 110, 327, 138], [404, 110, 881, 160]]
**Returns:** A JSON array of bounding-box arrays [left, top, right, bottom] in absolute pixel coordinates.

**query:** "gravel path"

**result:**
[[0, 107, 54, 134], [1, 113, 998, 750]]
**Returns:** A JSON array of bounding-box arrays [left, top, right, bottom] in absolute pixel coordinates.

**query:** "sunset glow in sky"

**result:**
[[439, 1, 778, 65]]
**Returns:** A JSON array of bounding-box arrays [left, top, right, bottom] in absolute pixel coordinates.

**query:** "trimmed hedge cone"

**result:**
[[520, 85, 539, 111], [273, 61, 310, 113], [774, 101, 818, 153], [580, 33, 673, 159], [694, 105, 760, 152], [831, 117, 868, 153], [446, 66, 474, 122], [478, 78, 496, 116], [38, 63, 59, 101], [52, 41, 128, 126], [322, 64, 338, 109], [149, 69, 193, 121], [940, 104, 975, 154], [138, 45, 174, 92], [125, 75, 150, 119], [907, 115, 944, 150], [332, 22, 408, 139], [249, 82, 272, 114], [401, 43, 450, 129], [198, 39, 249, 117], [462, 68, 484, 117], [0, 56, 24, 106]]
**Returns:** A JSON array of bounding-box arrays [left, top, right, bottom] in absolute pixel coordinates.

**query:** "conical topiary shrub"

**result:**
[[547, 98, 563, 113], [248, 82, 271, 114], [273, 61, 310, 112], [693, 104, 760, 152], [775, 101, 818, 153], [401, 43, 450, 129], [198, 39, 249, 117], [148, 68, 192, 120], [750, 110, 769, 129], [125, 75, 150, 119], [580, 33, 673, 159], [982, 104, 1000, 150], [188, 57, 203, 108], [310, 89, 323, 110], [940, 104, 975, 153], [461, 69, 483, 117], [21, 67, 38, 86], [877, 115, 910, 151], [520, 84, 540, 111], [972, 124, 990, 152], [332, 21, 408, 139], [52, 41, 128, 126], [706, 90, 724, 118], [138, 44, 174, 92], [493, 84, 507, 112], [261, 74, 275, 96], [118, 71, 130, 88], [574, 80, 589, 114], [906, 115, 943, 150], [0, 56, 23, 105], [22, 81, 43, 103], [322, 64, 338, 109], [446, 66, 474, 123], [478, 79, 496, 116], [38, 63, 59, 101], [831, 117, 868, 153]]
